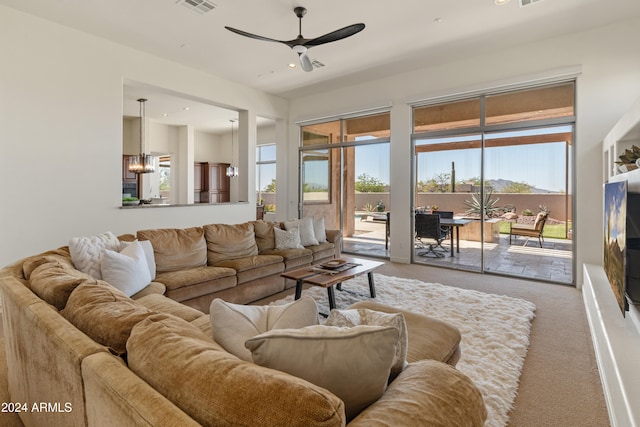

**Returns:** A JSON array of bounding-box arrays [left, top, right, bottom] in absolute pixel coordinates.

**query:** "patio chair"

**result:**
[[415, 213, 448, 257], [435, 211, 454, 239], [509, 212, 548, 248]]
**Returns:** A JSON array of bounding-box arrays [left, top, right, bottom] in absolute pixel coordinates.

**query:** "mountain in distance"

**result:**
[[486, 179, 559, 194]]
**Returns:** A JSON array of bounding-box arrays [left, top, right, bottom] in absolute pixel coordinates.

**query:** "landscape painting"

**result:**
[[604, 181, 627, 315]]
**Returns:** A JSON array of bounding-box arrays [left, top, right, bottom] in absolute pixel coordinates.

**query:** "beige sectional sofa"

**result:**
[[133, 219, 342, 313], [0, 221, 488, 426]]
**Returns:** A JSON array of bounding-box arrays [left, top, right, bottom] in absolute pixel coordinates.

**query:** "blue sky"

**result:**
[[278, 125, 571, 193]]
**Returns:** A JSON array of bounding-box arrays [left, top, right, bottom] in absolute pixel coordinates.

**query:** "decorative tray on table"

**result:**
[[320, 259, 347, 270]]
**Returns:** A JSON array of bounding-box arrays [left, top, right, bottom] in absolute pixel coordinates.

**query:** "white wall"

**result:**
[[194, 131, 225, 163], [288, 17, 640, 281], [0, 6, 288, 267]]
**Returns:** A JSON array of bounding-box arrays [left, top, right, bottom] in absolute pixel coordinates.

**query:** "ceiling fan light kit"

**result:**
[[225, 7, 365, 72]]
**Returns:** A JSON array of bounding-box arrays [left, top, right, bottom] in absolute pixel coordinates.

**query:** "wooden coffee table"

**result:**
[[281, 256, 383, 310]]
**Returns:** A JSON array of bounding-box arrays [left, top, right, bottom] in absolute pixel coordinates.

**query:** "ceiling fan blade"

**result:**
[[225, 26, 286, 45], [298, 52, 313, 72], [304, 23, 365, 47]]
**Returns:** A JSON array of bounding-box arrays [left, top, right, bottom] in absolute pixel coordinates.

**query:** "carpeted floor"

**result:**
[[257, 261, 610, 427], [1, 261, 610, 427], [271, 275, 537, 427]]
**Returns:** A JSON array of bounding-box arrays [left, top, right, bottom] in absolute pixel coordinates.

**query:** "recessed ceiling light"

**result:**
[[288, 63, 296, 68], [495, 0, 511, 5], [433, 17, 443, 23], [162, 113, 169, 117], [183, 107, 190, 111]]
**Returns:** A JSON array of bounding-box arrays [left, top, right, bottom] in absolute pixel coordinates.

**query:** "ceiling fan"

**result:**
[[225, 6, 365, 72]]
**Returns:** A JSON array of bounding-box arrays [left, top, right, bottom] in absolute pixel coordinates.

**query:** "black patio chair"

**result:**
[[415, 213, 448, 258], [435, 210, 454, 239]]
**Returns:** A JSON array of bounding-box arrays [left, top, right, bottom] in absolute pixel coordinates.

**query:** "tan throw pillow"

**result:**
[[245, 324, 399, 421], [326, 308, 408, 381], [61, 281, 154, 355], [204, 223, 259, 264], [137, 227, 207, 273], [273, 227, 304, 250], [209, 296, 319, 361], [128, 314, 345, 427], [285, 217, 319, 246]]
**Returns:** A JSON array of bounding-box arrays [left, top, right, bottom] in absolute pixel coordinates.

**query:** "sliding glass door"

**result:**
[[412, 82, 575, 284], [300, 112, 391, 259]]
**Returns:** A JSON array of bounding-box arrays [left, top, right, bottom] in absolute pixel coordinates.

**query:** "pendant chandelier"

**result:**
[[128, 98, 155, 174], [226, 119, 239, 178]]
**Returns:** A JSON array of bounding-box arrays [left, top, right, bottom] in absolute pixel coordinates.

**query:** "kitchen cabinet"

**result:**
[[194, 162, 203, 203], [200, 162, 230, 203]]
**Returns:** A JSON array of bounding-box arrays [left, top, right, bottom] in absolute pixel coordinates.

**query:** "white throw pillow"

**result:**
[[121, 239, 156, 280], [69, 231, 121, 279], [101, 240, 152, 297], [313, 217, 328, 243], [326, 308, 408, 381], [285, 217, 319, 246], [273, 227, 305, 250], [245, 324, 399, 421], [209, 296, 319, 361]]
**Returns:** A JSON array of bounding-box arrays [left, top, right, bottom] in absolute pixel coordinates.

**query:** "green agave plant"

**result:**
[[463, 190, 502, 218]]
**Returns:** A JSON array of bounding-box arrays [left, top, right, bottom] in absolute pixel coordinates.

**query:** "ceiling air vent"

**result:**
[[519, 0, 543, 7], [176, 0, 217, 14], [311, 60, 326, 69]]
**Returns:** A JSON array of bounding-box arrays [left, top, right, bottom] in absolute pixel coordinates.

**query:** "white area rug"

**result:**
[[272, 274, 536, 427]]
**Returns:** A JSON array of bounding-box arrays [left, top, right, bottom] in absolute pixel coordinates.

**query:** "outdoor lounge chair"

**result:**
[[509, 212, 548, 248]]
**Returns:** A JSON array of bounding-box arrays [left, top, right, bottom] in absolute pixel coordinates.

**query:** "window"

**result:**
[[256, 144, 276, 212], [301, 149, 330, 203]]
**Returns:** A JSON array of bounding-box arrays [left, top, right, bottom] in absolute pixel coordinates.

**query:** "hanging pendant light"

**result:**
[[128, 98, 155, 174], [226, 119, 239, 178]]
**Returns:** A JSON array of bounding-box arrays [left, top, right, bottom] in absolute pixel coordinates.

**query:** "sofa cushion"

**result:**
[[61, 281, 154, 355], [274, 227, 304, 250], [68, 231, 122, 279], [348, 301, 462, 365], [209, 296, 319, 361], [127, 314, 346, 427], [326, 308, 408, 382], [212, 254, 282, 273], [204, 223, 259, 264], [348, 360, 487, 427], [306, 241, 337, 262], [137, 227, 207, 273], [21, 247, 73, 280], [285, 217, 319, 246], [154, 266, 237, 292], [136, 293, 205, 322], [28, 256, 92, 310], [245, 324, 399, 421], [251, 220, 278, 251], [101, 241, 152, 297]]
